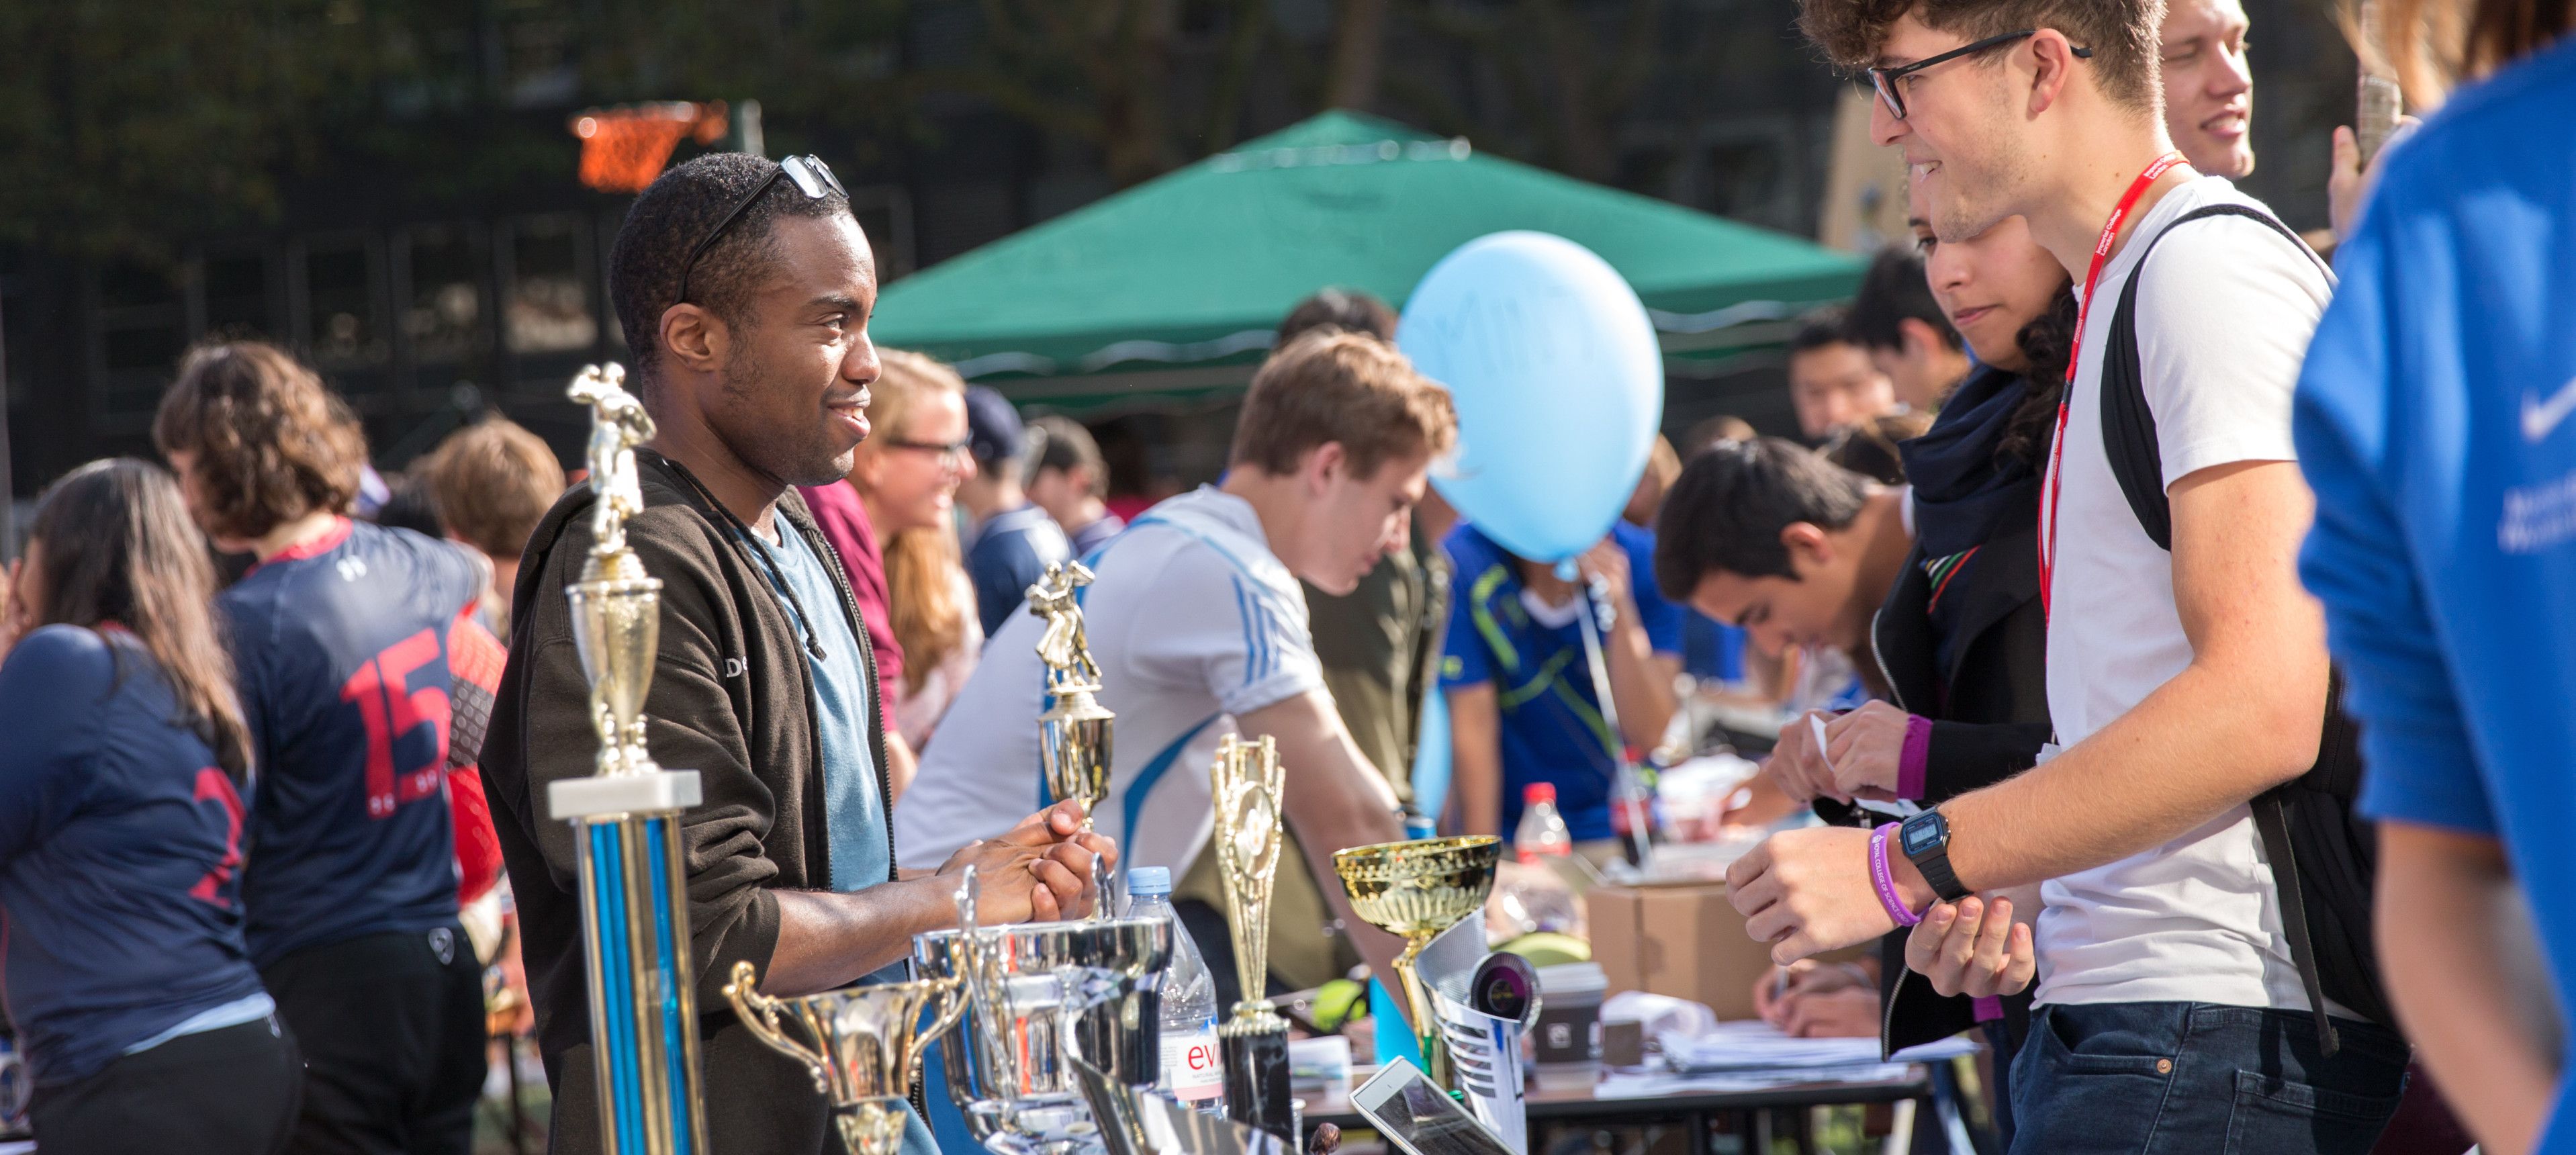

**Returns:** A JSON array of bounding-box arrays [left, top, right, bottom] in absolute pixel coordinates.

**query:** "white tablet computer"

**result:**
[[1348, 1058, 1516, 1155]]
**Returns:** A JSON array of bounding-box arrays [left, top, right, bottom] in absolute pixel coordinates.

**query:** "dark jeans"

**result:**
[[262, 925, 488, 1155], [2008, 1003, 2407, 1155], [32, 1015, 303, 1155]]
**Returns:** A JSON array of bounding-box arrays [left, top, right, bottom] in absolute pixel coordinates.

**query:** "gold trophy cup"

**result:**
[[1210, 736, 1294, 1142], [724, 961, 967, 1155], [1332, 835, 1504, 1089], [1029, 561, 1114, 831]]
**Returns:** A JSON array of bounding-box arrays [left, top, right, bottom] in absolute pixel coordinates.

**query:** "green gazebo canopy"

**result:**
[[870, 111, 1861, 407]]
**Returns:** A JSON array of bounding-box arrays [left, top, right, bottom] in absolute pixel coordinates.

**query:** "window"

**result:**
[[400, 224, 485, 363], [300, 236, 383, 367], [93, 262, 187, 425], [201, 250, 273, 340], [504, 215, 596, 353]]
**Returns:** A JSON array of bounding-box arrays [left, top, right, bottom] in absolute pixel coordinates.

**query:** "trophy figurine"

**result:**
[[1332, 836, 1503, 1091], [724, 962, 968, 1155], [547, 363, 710, 1155], [1209, 735, 1295, 1144], [1030, 562, 1115, 836]]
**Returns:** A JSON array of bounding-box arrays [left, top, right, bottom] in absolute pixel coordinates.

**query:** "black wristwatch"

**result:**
[[1898, 809, 1972, 904]]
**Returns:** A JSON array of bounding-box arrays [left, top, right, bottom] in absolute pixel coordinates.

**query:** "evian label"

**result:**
[[1162, 1020, 1225, 1101]]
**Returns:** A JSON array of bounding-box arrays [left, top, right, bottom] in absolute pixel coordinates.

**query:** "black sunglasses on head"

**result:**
[[674, 154, 847, 306], [1868, 30, 2093, 121]]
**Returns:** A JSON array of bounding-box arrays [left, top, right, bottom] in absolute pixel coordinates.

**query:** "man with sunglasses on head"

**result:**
[[1719, 4, 2403, 1152], [481, 152, 1115, 1155]]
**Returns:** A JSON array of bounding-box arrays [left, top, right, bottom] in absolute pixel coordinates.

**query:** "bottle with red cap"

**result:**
[[1514, 782, 1574, 864]]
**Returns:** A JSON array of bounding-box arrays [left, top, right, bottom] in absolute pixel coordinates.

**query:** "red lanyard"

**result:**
[[2037, 152, 2187, 618]]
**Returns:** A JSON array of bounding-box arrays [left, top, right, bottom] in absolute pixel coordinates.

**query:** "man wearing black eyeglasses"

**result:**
[[482, 152, 1116, 1155], [1720, 5, 2407, 1154]]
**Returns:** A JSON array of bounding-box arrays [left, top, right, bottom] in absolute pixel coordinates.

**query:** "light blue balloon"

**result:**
[[1397, 232, 1664, 563]]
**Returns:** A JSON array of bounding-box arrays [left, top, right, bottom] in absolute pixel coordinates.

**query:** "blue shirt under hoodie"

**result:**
[[2292, 36, 2576, 1151], [0, 627, 271, 1087]]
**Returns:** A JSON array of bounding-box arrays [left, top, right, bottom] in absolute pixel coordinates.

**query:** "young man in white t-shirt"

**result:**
[[899, 331, 1455, 987], [1720, 2, 2409, 1150]]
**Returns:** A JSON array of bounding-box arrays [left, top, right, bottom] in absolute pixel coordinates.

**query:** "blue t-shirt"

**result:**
[[966, 504, 1072, 637], [2292, 38, 2576, 1148], [742, 516, 933, 1155], [0, 627, 272, 1086], [1438, 523, 1684, 841], [743, 518, 889, 896], [220, 518, 481, 967], [1681, 611, 1747, 684]]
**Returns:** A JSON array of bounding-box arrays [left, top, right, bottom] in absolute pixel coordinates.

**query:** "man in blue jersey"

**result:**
[[2293, 23, 2576, 1154], [480, 153, 1107, 1155], [156, 340, 494, 1155], [1438, 524, 1682, 858]]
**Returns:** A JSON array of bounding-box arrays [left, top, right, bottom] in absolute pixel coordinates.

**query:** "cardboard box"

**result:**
[[1584, 878, 1868, 1020]]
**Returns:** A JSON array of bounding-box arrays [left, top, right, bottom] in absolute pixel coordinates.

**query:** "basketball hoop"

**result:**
[[570, 101, 731, 193]]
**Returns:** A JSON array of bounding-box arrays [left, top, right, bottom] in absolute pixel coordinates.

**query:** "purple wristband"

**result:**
[[1973, 996, 2005, 1023], [1897, 714, 1933, 800], [1868, 823, 1922, 927]]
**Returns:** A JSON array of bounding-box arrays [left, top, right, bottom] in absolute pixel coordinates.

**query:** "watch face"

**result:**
[[1902, 813, 1946, 856]]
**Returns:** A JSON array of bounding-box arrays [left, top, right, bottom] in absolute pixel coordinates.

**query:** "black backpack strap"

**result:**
[[2103, 203, 2348, 1054], [2101, 203, 2331, 550], [2250, 791, 2340, 1055]]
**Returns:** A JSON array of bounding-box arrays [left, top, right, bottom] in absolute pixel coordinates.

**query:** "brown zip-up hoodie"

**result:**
[[482, 449, 892, 1155]]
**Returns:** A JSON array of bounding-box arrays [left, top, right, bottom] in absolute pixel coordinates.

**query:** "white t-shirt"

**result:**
[[895, 487, 1326, 875], [2033, 177, 2334, 1011]]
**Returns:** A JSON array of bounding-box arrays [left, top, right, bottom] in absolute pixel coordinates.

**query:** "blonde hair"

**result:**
[[861, 349, 973, 692], [419, 416, 563, 559], [2354, 0, 2569, 107], [886, 526, 970, 694], [860, 349, 968, 463]]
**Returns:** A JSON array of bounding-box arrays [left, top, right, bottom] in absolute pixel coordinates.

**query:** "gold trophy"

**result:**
[[546, 363, 710, 1155], [1332, 835, 1504, 1090], [1029, 561, 1114, 833], [1209, 736, 1294, 1144], [723, 962, 967, 1155]]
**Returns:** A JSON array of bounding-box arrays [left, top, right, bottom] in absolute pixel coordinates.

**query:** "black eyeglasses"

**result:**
[[883, 436, 972, 463], [674, 154, 846, 305], [1867, 30, 2092, 121]]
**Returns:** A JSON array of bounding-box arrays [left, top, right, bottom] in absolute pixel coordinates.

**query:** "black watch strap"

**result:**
[[1900, 812, 1973, 903], [1911, 845, 1970, 903]]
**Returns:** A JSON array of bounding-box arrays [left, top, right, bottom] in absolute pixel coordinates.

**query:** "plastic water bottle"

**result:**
[[1514, 782, 1574, 864], [1124, 867, 1226, 1114]]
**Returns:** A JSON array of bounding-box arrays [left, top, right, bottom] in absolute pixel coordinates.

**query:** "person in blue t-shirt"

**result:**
[[1440, 523, 1682, 855], [478, 154, 1107, 1155], [0, 460, 301, 1154], [2291, 26, 2576, 1154], [958, 385, 1072, 637], [156, 340, 492, 1155]]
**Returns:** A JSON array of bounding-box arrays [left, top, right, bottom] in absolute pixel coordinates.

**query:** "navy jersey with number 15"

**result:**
[[220, 517, 484, 968]]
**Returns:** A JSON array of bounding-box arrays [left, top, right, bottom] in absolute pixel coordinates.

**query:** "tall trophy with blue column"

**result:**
[[548, 363, 711, 1155]]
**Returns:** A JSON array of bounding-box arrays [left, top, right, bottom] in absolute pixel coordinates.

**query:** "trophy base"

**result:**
[[1217, 1019, 1294, 1146], [835, 1098, 911, 1155], [550, 768, 702, 821]]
